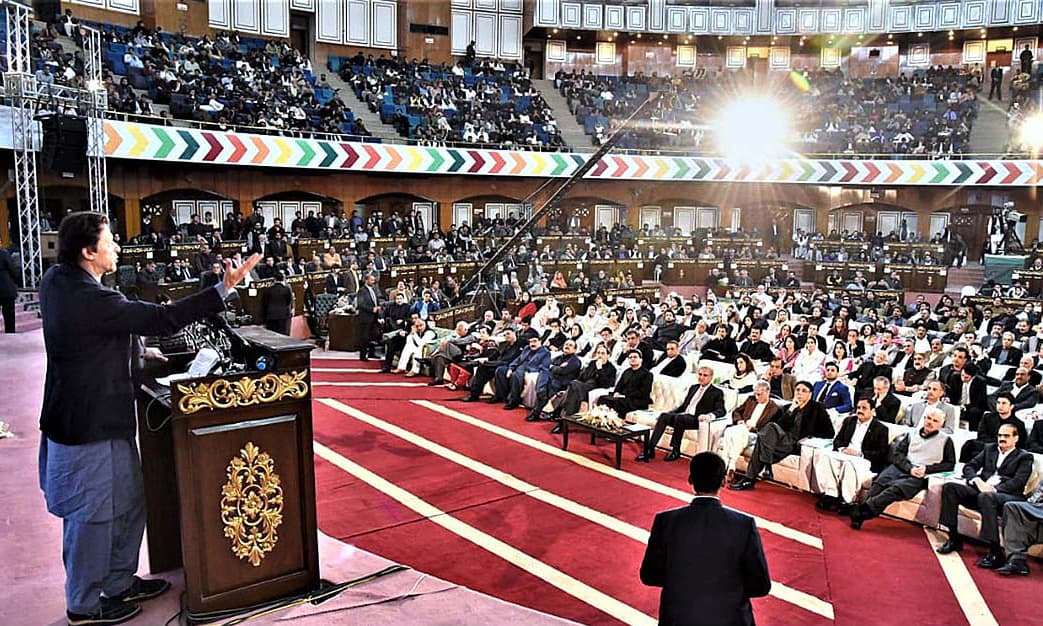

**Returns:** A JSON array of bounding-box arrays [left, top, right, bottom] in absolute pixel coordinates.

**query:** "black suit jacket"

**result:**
[[577, 361, 616, 388], [962, 445, 1034, 495], [39, 264, 226, 445], [613, 367, 654, 411], [671, 384, 726, 418], [0, 248, 20, 299], [655, 354, 688, 377], [948, 375, 988, 412], [871, 392, 901, 424], [993, 382, 1040, 412], [357, 283, 381, 323], [641, 498, 771, 626], [1027, 420, 1043, 454], [989, 344, 1023, 366], [739, 339, 774, 363], [833, 416, 890, 473], [261, 282, 294, 321]]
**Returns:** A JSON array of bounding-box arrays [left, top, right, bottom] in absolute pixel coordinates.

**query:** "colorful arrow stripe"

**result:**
[[102, 121, 1043, 186]]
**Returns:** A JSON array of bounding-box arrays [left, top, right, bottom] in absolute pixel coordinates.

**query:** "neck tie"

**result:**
[[687, 386, 706, 414], [818, 382, 831, 402]]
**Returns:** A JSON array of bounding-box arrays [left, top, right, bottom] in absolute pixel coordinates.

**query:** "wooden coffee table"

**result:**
[[559, 415, 651, 469]]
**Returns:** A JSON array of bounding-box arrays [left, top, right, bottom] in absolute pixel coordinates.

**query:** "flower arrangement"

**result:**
[[576, 404, 623, 430]]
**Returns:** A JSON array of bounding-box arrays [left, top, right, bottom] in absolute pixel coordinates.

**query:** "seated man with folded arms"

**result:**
[[639, 366, 725, 463], [730, 380, 834, 491], [936, 422, 1034, 567], [897, 379, 958, 432], [996, 481, 1043, 576], [848, 408, 955, 530], [650, 340, 687, 378], [596, 349, 654, 418], [813, 398, 890, 512], [960, 392, 1029, 462], [716, 380, 778, 476]]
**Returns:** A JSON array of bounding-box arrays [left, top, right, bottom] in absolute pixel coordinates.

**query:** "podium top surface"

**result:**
[[236, 327, 315, 353]]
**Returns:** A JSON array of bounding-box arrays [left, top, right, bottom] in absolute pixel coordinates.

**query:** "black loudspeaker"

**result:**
[[40, 115, 88, 173]]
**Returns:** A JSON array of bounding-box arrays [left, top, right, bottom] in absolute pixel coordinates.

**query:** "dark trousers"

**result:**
[[467, 363, 498, 399], [492, 365, 514, 401], [530, 376, 564, 417], [358, 318, 377, 358], [745, 422, 797, 480], [384, 333, 407, 370], [989, 81, 1002, 100], [941, 482, 1022, 545], [0, 297, 13, 333], [1003, 501, 1043, 559], [648, 412, 699, 453], [555, 380, 596, 417], [265, 317, 290, 335], [594, 395, 643, 417], [862, 466, 926, 516]]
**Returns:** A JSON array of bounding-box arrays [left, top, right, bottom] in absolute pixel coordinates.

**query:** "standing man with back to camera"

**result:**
[[641, 452, 772, 625], [38, 212, 259, 626]]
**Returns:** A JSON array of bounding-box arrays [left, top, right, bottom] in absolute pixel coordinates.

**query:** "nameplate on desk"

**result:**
[[248, 288, 258, 296], [624, 423, 649, 432]]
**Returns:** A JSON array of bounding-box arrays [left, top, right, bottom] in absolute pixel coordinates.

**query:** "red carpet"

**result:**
[[309, 357, 1000, 625]]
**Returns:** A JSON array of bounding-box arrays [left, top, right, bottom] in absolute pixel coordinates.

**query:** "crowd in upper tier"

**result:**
[[557, 65, 980, 156], [338, 53, 566, 149], [25, 10, 1041, 157]]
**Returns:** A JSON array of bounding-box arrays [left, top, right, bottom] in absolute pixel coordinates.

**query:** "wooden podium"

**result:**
[[138, 328, 319, 621]]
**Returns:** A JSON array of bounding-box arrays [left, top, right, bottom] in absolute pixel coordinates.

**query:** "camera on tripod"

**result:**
[[1001, 201, 1027, 224]]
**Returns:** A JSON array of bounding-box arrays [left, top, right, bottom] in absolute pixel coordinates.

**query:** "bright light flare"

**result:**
[[1019, 113, 1043, 151], [712, 96, 793, 160]]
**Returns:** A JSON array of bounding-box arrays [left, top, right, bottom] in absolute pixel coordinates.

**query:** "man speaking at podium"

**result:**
[[38, 212, 259, 626]]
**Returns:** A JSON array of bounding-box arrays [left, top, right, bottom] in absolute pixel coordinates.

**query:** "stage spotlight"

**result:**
[[711, 96, 793, 160], [1019, 113, 1043, 151]]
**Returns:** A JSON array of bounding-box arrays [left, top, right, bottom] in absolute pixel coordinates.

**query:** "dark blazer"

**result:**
[[0, 247, 18, 299], [641, 498, 771, 626], [811, 379, 853, 413], [731, 397, 779, 431], [325, 272, 346, 294], [992, 381, 1040, 412], [546, 353, 581, 392], [975, 412, 1029, 448], [671, 384, 726, 419], [962, 445, 1034, 495], [577, 360, 617, 388], [1027, 420, 1043, 454], [739, 339, 774, 363], [261, 282, 293, 321], [702, 336, 738, 362], [39, 264, 226, 445], [357, 283, 381, 323], [612, 367, 654, 411], [654, 354, 688, 378], [947, 375, 988, 411], [833, 416, 890, 473], [870, 392, 901, 424], [989, 344, 1023, 366]]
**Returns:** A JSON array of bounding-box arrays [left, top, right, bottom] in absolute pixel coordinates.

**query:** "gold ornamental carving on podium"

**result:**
[[221, 442, 284, 567], [176, 370, 309, 414]]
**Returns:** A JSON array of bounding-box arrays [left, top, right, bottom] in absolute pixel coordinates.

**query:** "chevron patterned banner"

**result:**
[[104, 121, 1043, 186]]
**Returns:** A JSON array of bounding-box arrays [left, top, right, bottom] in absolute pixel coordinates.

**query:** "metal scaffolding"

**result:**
[[3, 0, 107, 288]]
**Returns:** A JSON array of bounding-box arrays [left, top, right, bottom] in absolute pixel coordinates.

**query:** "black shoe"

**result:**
[[379, 368, 391, 374], [729, 479, 755, 491], [427, 380, 443, 386], [488, 397, 503, 404], [663, 450, 682, 462], [977, 552, 1005, 569], [550, 423, 563, 434], [635, 450, 654, 462], [503, 402, 519, 410], [539, 413, 556, 421], [525, 413, 540, 422], [460, 395, 478, 402], [761, 466, 774, 480], [996, 559, 1030, 576], [848, 505, 866, 530], [67, 599, 141, 626], [936, 539, 964, 555], [107, 576, 171, 603], [816, 496, 839, 512]]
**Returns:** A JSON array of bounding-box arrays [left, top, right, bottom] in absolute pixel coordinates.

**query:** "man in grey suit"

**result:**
[[427, 321, 476, 385], [997, 482, 1043, 576], [641, 452, 771, 626], [898, 380, 959, 432]]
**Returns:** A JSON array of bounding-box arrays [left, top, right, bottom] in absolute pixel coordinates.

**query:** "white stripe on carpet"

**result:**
[[320, 398, 834, 620], [923, 528, 997, 626], [415, 400, 824, 551], [313, 441, 658, 626]]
